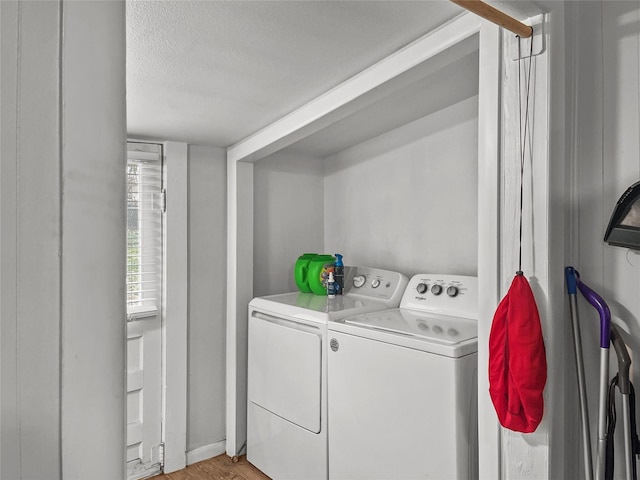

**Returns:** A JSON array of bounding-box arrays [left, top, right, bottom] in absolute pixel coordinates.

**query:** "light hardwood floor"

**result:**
[[149, 454, 270, 480]]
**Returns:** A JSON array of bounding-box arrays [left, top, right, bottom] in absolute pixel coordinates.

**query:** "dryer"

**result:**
[[327, 273, 479, 480], [247, 266, 408, 480]]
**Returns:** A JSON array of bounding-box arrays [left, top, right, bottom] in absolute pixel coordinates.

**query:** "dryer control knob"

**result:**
[[416, 283, 428, 294], [371, 279, 381, 288], [353, 275, 366, 288], [447, 286, 459, 297], [431, 284, 443, 295]]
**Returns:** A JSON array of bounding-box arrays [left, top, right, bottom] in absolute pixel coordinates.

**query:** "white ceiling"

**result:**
[[126, 0, 464, 148]]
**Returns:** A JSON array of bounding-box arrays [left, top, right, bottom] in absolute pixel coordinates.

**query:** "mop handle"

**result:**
[[566, 266, 595, 480], [574, 273, 611, 348], [573, 271, 612, 480]]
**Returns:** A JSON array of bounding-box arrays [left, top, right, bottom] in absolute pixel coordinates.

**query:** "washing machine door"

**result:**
[[248, 311, 322, 433]]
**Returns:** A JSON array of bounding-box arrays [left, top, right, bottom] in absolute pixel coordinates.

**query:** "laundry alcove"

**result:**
[[226, 9, 560, 478]]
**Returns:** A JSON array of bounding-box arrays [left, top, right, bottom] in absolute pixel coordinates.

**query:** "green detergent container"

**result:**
[[308, 254, 336, 295], [294, 253, 318, 293]]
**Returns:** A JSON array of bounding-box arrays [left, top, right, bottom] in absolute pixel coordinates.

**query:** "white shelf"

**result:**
[[281, 47, 479, 159], [228, 13, 483, 163]]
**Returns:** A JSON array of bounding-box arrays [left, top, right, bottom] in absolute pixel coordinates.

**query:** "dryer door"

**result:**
[[248, 311, 322, 433]]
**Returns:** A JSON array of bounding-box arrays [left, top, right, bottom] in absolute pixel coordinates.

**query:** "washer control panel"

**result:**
[[346, 266, 409, 307], [400, 274, 478, 319]]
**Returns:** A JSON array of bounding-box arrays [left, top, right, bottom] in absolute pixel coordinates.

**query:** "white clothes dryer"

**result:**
[[327, 273, 479, 480], [247, 266, 408, 480]]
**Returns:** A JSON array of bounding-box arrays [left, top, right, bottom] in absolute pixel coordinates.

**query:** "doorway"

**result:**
[[126, 142, 164, 479]]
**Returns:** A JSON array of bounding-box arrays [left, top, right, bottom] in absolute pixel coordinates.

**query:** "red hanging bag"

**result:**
[[488, 274, 547, 433]]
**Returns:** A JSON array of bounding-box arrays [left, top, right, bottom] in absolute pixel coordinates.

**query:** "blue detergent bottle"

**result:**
[[334, 254, 344, 295]]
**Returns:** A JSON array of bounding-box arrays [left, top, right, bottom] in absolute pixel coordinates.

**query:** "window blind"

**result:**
[[127, 142, 163, 312]]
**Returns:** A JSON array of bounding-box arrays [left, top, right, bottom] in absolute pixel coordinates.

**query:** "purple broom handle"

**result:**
[[574, 273, 611, 349]]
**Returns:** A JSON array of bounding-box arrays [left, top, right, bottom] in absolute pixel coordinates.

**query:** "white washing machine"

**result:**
[[247, 266, 408, 480], [327, 274, 479, 480]]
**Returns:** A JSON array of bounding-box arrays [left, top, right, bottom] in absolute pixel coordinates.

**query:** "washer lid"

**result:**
[[249, 292, 393, 322], [339, 308, 478, 357]]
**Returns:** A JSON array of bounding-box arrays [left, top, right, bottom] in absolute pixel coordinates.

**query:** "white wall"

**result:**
[[324, 96, 478, 277], [569, 2, 640, 477], [253, 152, 325, 296], [61, 2, 127, 477], [1, 1, 127, 478], [1, 2, 62, 477], [187, 145, 227, 451]]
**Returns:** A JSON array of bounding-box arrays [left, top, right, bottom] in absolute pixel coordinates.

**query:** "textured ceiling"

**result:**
[[126, 0, 463, 147]]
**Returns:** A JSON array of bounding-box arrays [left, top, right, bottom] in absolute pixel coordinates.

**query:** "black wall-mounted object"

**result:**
[[604, 181, 640, 250]]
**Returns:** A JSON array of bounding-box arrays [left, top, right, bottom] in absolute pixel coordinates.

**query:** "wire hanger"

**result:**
[[516, 36, 534, 276]]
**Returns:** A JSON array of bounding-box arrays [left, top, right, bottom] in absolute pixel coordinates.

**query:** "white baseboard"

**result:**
[[186, 440, 227, 466]]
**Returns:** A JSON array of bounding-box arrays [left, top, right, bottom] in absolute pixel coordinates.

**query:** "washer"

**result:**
[[327, 274, 479, 480], [247, 266, 408, 480]]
